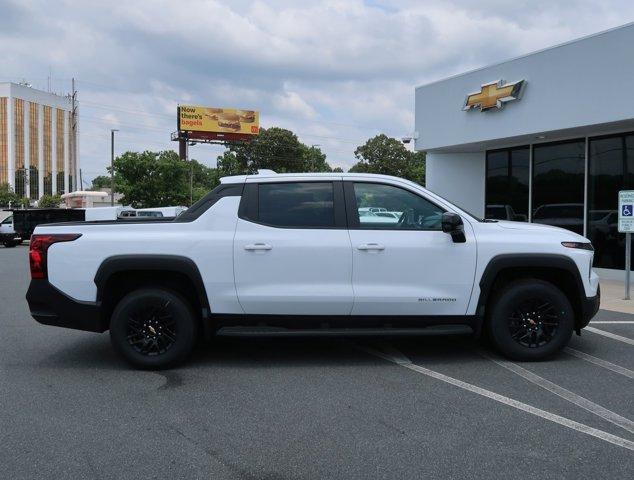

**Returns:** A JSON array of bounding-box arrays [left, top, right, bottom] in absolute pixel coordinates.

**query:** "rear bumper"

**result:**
[[26, 280, 107, 333], [579, 284, 600, 329]]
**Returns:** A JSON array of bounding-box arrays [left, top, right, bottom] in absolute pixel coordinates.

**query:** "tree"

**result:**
[[89, 175, 112, 191], [350, 134, 426, 185], [38, 194, 62, 208], [0, 183, 19, 207], [217, 127, 332, 176], [111, 150, 220, 207]]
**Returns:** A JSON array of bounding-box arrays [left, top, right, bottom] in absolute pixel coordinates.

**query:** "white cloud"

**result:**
[[1, 0, 632, 176]]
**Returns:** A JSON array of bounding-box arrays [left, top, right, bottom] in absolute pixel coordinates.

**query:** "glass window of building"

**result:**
[[0, 98, 7, 185], [588, 132, 634, 269], [532, 140, 585, 235], [29, 102, 39, 200], [485, 147, 529, 221], [43, 106, 52, 196]]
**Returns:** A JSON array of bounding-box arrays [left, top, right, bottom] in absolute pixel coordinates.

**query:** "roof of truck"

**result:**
[[219, 170, 406, 184]]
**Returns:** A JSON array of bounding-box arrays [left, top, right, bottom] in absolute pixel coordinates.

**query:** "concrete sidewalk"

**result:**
[[598, 278, 634, 314]]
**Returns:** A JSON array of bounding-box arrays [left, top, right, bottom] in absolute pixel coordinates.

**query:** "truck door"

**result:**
[[233, 180, 353, 315], [344, 181, 477, 316]]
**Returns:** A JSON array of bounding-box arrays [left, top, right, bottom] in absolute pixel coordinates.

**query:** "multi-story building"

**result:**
[[0, 82, 78, 201]]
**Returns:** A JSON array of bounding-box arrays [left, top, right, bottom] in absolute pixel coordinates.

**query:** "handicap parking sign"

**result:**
[[618, 191, 634, 232]]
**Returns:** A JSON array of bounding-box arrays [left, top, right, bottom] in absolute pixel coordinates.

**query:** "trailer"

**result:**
[[9, 209, 86, 243]]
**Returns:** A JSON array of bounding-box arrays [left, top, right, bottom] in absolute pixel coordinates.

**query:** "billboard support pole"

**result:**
[[179, 138, 187, 161]]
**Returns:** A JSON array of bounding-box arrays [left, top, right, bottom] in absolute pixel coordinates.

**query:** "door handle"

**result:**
[[244, 243, 273, 251], [357, 243, 385, 251]]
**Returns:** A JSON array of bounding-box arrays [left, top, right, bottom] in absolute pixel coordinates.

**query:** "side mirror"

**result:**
[[441, 212, 466, 243]]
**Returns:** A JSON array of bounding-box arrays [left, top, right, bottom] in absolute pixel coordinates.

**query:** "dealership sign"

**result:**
[[463, 79, 526, 112], [178, 105, 259, 136], [618, 190, 634, 233]]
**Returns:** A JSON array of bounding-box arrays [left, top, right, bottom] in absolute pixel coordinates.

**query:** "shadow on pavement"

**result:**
[[40, 331, 487, 372]]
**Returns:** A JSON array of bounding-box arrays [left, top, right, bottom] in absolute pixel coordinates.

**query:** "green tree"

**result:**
[[38, 194, 62, 208], [113, 151, 190, 207], [89, 175, 112, 191], [0, 183, 19, 207], [217, 127, 332, 176], [112, 150, 220, 207], [349, 134, 426, 185]]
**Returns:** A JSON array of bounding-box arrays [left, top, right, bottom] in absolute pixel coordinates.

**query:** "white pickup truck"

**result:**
[[26, 171, 600, 369]]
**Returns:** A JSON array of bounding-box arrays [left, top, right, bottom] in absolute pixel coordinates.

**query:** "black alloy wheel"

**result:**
[[508, 299, 560, 348], [110, 288, 197, 369], [126, 300, 178, 356], [487, 279, 574, 361]]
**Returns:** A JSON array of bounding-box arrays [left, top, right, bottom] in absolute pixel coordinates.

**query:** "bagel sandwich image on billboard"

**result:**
[[178, 105, 260, 135]]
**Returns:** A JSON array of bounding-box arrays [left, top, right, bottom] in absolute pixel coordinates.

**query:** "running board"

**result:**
[[216, 325, 473, 337]]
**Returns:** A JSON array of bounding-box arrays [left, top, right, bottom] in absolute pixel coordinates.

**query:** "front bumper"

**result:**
[[26, 280, 107, 333], [579, 284, 600, 330]]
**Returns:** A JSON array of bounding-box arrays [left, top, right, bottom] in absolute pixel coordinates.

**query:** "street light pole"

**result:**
[[110, 129, 118, 206]]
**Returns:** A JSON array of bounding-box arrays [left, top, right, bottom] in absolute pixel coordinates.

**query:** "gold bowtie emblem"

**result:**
[[463, 79, 525, 111]]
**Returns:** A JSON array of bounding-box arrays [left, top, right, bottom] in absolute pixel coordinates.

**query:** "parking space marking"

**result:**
[[586, 327, 634, 346], [564, 348, 634, 379], [590, 321, 634, 324], [359, 344, 634, 451], [479, 351, 634, 434]]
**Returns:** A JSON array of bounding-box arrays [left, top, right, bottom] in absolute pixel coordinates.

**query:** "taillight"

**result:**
[[29, 234, 82, 280]]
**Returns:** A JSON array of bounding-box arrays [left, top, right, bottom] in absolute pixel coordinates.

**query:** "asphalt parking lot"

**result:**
[[1, 244, 633, 479]]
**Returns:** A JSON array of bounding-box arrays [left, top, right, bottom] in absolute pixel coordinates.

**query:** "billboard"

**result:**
[[178, 105, 259, 135]]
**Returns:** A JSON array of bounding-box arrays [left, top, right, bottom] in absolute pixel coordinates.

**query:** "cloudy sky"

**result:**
[[1, 0, 633, 184]]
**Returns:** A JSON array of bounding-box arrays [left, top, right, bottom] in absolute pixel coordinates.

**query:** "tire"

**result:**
[[3, 240, 17, 248], [486, 279, 574, 361], [109, 288, 198, 369]]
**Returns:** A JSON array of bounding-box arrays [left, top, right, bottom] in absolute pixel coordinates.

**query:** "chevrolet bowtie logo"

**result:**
[[463, 79, 526, 112]]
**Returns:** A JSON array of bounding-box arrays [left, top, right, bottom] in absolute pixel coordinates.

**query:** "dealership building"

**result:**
[[415, 23, 634, 270], [0, 82, 78, 201]]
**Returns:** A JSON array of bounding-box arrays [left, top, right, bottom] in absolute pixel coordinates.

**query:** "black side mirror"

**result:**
[[441, 212, 466, 243]]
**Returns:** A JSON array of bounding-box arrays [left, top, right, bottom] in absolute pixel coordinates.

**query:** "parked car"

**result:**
[[0, 214, 22, 247], [532, 203, 584, 235], [11, 208, 86, 241], [485, 204, 527, 222], [26, 171, 599, 369]]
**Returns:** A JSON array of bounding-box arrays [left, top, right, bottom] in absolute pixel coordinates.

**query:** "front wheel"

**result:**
[[110, 288, 198, 369], [487, 279, 574, 361]]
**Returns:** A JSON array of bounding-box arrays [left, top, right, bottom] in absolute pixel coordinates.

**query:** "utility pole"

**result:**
[[71, 78, 77, 192], [110, 129, 118, 206]]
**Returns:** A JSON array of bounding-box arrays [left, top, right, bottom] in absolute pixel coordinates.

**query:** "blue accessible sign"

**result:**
[[618, 190, 634, 233]]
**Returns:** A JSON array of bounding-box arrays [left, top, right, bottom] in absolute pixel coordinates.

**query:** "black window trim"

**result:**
[[343, 180, 446, 231], [238, 180, 347, 230]]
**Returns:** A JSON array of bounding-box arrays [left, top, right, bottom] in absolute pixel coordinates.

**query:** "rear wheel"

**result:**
[[110, 288, 197, 369], [3, 240, 17, 248], [487, 279, 574, 361]]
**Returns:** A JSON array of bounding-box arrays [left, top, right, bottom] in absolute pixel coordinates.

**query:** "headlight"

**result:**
[[561, 241, 594, 251]]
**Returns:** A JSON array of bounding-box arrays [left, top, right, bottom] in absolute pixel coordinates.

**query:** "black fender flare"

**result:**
[[475, 253, 589, 328], [94, 254, 211, 319]]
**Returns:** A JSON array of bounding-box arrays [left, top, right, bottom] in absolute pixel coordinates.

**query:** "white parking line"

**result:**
[[479, 351, 634, 435], [590, 321, 634, 324], [585, 327, 634, 346], [359, 344, 634, 451], [564, 348, 634, 379]]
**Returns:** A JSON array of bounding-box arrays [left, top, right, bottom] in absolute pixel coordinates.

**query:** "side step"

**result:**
[[216, 325, 473, 337]]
